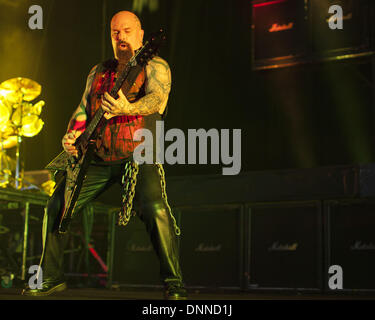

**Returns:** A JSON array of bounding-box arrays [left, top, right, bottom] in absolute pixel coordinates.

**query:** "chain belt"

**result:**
[[118, 162, 181, 236]]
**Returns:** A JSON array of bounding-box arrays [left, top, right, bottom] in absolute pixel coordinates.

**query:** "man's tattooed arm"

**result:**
[[62, 65, 97, 155], [67, 65, 97, 134], [125, 56, 171, 116]]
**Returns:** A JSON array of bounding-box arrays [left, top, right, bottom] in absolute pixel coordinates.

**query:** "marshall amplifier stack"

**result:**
[[252, 0, 375, 69], [105, 163, 375, 293]]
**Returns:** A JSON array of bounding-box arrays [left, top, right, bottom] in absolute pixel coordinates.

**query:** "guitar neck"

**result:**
[[80, 62, 137, 143]]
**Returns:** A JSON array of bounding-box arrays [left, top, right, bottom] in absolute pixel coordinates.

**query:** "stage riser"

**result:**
[[97, 164, 375, 208], [166, 164, 375, 207]]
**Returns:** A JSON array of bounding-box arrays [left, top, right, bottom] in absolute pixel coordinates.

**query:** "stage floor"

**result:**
[[1, 287, 375, 300]]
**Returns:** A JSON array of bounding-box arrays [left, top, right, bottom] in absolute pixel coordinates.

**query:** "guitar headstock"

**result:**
[[135, 29, 166, 66]]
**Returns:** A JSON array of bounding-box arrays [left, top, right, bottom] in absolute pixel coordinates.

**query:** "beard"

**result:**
[[115, 41, 134, 63]]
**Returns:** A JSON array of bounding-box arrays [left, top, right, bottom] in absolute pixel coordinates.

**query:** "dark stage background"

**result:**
[[0, 0, 374, 177]]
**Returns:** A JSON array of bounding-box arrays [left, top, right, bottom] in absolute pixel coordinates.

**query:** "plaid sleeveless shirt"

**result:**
[[87, 59, 162, 163]]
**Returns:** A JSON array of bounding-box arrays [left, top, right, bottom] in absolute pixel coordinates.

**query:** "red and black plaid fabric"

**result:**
[[88, 62, 146, 162]]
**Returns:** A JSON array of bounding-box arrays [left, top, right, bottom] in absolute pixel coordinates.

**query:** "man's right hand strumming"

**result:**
[[62, 130, 82, 157]]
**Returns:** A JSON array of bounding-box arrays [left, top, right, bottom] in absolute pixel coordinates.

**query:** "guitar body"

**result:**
[[45, 150, 70, 171], [58, 142, 95, 233], [45, 131, 88, 172]]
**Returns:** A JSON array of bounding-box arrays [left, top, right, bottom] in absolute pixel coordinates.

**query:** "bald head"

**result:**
[[111, 11, 142, 30], [110, 11, 144, 61]]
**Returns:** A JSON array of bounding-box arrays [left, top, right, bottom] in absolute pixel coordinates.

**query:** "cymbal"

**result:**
[[12, 102, 33, 126], [32, 100, 45, 116], [20, 117, 44, 137], [0, 77, 41, 103], [0, 121, 16, 138], [0, 136, 17, 149], [11, 102, 44, 137], [0, 98, 12, 127], [11, 101, 44, 124]]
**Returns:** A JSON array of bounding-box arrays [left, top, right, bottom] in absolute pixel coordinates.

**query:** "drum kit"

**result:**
[[0, 77, 45, 189]]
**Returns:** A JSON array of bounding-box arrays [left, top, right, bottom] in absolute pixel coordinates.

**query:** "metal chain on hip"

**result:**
[[118, 161, 181, 237], [118, 161, 139, 226], [156, 163, 181, 236]]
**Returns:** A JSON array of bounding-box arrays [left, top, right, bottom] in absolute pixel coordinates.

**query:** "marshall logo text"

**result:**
[[350, 241, 375, 251], [269, 22, 294, 33], [268, 242, 298, 252], [195, 243, 222, 253]]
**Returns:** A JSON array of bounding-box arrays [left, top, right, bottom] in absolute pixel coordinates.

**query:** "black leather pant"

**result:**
[[39, 162, 183, 286]]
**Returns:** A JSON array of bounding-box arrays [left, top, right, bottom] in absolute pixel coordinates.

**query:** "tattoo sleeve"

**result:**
[[125, 56, 171, 116], [67, 65, 97, 133]]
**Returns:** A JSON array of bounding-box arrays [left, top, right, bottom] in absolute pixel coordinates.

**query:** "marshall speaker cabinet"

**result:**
[[178, 205, 245, 290], [310, 0, 374, 59], [252, 0, 309, 70], [245, 200, 323, 291], [324, 199, 375, 292], [107, 211, 171, 288], [252, 0, 374, 69]]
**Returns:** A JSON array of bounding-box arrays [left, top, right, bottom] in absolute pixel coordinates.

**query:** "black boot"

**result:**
[[164, 281, 188, 300], [135, 164, 187, 300], [22, 230, 67, 296], [22, 279, 67, 296]]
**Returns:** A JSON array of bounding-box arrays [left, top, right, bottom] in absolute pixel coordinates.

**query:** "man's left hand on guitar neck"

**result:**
[[100, 56, 171, 119], [101, 89, 131, 119]]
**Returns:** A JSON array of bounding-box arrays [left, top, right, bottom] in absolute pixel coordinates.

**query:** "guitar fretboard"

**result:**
[[80, 63, 134, 142]]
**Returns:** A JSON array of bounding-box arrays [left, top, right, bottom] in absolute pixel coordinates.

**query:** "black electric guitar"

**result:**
[[46, 30, 166, 233]]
